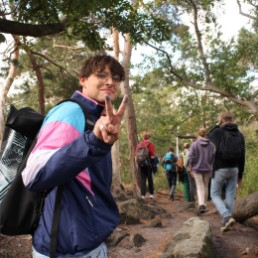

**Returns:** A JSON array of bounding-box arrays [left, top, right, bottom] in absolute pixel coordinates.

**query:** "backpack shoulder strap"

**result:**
[[56, 98, 94, 131], [50, 98, 94, 258]]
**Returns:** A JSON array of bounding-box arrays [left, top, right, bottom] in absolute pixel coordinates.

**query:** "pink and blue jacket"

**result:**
[[21, 91, 119, 257]]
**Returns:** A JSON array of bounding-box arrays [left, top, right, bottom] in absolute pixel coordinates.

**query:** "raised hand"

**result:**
[[93, 94, 128, 144]]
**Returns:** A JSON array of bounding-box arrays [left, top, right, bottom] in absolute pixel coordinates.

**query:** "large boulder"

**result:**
[[120, 198, 167, 220], [163, 217, 213, 258], [105, 227, 129, 247]]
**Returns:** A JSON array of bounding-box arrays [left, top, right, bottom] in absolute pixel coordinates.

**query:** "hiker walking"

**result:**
[[162, 147, 178, 201], [188, 128, 214, 213], [135, 133, 155, 199], [21, 55, 127, 258], [208, 112, 245, 232], [176, 143, 190, 202], [184, 143, 196, 203]]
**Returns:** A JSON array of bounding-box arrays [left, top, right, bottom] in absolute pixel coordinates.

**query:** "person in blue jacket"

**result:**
[[21, 55, 128, 258], [162, 147, 178, 201]]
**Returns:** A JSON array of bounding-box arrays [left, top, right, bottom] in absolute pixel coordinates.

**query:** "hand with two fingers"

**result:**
[[93, 94, 128, 144]]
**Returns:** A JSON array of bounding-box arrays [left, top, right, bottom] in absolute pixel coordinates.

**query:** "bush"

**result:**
[[237, 126, 258, 198]]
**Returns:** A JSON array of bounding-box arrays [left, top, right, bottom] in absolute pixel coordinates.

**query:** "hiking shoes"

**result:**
[[221, 216, 235, 233], [199, 205, 206, 213], [168, 195, 174, 201], [150, 194, 155, 199], [141, 195, 146, 200]]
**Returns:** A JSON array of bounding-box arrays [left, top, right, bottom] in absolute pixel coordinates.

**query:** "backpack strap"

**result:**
[[56, 98, 94, 131], [49, 98, 94, 258], [50, 185, 64, 258]]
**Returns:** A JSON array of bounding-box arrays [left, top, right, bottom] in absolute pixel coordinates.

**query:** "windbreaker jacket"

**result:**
[[21, 91, 119, 257]]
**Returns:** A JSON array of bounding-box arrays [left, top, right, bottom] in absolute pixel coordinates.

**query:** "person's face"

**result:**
[[79, 65, 120, 104]]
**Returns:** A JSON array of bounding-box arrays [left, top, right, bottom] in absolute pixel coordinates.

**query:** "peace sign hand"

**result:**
[[93, 95, 128, 144]]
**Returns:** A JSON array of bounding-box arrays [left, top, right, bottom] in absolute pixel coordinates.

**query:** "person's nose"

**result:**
[[105, 76, 114, 85]]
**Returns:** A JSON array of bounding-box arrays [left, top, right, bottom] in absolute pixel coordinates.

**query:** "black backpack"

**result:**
[[218, 129, 243, 165], [0, 99, 94, 258], [136, 143, 151, 167]]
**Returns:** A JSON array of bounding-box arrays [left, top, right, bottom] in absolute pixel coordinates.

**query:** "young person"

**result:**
[[208, 112, 245, 232], [176, 143, 190, 202], [163, 147, 177, 201], [135, 133, 155, 199], [21, 55, 128, 258], [184, 143, 196, 203], [188, 128, 214, 213]]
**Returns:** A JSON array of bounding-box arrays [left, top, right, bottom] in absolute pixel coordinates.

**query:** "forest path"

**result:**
[[0, 191, 258, 257], [109, 190, 258, 258]]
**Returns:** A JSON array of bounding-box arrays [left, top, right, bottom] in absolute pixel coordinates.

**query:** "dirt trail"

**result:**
[[1, 190, 258, 257]]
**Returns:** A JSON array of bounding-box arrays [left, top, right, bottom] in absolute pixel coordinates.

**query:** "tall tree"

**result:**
[[145, 0, 258, 114], [0, 35, 19, 143], [120, 33, 141, 196], [111, 27, 122, 188]]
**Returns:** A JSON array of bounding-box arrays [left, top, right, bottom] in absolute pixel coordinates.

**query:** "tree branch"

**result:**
[[246, 0, 258, 11], [170, 132, 197, 139], [251, 88, 258, 100], [145, 42, 255, 111], [0, 15, 80, 37], [31, 51, 78, 80], [189, 0, 211, 84], [236, 0, 257, 20]]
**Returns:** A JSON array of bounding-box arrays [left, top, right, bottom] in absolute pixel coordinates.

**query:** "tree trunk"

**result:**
[[202, 91, 207, 128], [111, 27, 122, 187], [0, 36, 19, 144], [25, 49, 45, 115], [120, 34, 141, 196], [232, 191, 258, 222]]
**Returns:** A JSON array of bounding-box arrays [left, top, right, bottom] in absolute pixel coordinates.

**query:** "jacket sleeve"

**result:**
[[238, 134, 245, 179], [22, 103, 112, 192]]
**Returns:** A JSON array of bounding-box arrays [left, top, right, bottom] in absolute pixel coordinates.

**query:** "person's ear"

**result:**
[[79, 77, 87, 87]]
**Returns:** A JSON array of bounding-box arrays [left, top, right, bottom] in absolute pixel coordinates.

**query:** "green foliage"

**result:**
[[2, 0, 171, 49], [237, 125, 258, 198]]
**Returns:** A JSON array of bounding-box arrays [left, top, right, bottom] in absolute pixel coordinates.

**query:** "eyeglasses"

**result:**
[[96, 71, 121, 85]]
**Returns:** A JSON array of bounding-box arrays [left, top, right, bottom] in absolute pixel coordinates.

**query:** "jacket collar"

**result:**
[[71, 91, 105, 122]]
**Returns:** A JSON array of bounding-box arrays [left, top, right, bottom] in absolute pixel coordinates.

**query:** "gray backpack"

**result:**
[[136, 143, 151, 167]]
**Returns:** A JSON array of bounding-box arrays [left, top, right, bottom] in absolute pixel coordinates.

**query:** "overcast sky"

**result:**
[[0, 0, 254, 95]]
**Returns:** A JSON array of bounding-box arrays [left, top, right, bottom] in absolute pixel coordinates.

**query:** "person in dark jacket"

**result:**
[[22, 55, 128, 258], [208, 112, 245, 233], [189, 128, 214, 213], [135, 133, 155, 199]]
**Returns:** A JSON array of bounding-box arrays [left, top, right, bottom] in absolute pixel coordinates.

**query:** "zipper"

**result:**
[[85, 195, 94, 207]]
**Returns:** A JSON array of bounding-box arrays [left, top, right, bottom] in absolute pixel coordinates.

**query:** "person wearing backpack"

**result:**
[[162, 147, 178, 200], [21, 55, 128, 258], [208, 112, 245, 233], [176, 143, 190, 202], [188, 128, 214, 213], [184, 143, 196, 203], [135, 133, 155, 199]]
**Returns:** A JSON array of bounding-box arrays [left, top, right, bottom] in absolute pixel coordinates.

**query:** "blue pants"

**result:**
[[32, 243, 108, 258], [211, 167, 238, 219]]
